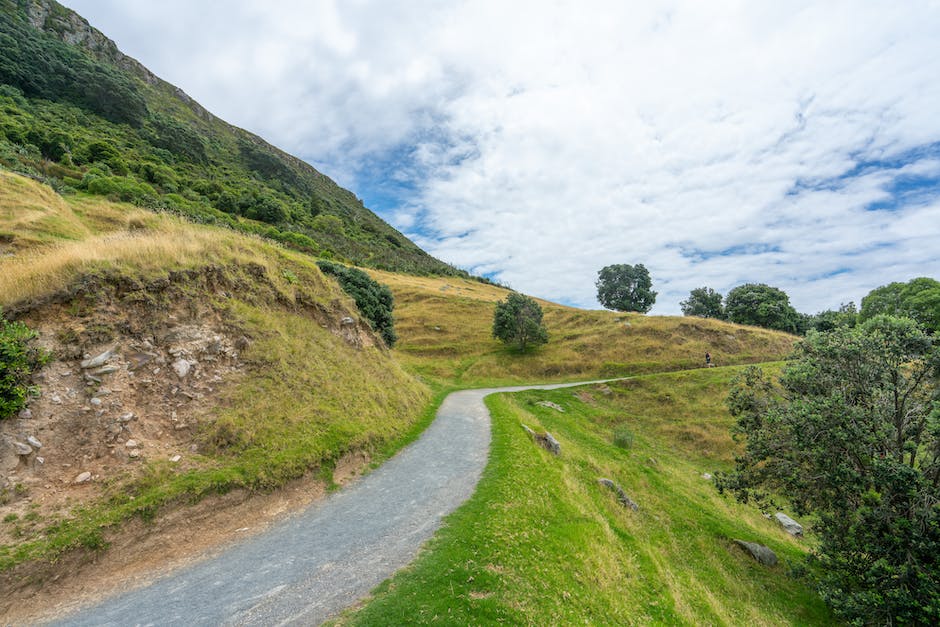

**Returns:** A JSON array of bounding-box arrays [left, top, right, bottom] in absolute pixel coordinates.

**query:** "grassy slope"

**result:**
[[0, 172, 431, 569], [340, 366, 833, 626], [373, 270, 797, 386]]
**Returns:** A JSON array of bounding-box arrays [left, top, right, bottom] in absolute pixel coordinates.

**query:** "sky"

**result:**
[[62, 0, 940, 314]]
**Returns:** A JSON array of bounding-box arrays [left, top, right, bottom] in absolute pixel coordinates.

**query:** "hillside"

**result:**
[[0, 0, 463, 276], [0, 172, 431, 601], [372, 270, 797, 386]]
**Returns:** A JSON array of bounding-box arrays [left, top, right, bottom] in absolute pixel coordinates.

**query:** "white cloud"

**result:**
[[63, 0, 940, 313]]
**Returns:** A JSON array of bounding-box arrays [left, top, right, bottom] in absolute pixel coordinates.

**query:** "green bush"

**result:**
[[317, 261, 397, 347], [0, 310, 48, 420]]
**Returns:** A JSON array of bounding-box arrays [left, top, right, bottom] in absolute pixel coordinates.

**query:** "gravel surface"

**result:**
[[55, 380, 609, 626]]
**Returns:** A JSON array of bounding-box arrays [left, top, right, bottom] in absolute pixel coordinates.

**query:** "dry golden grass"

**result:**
[[371, 270, 797, 386]]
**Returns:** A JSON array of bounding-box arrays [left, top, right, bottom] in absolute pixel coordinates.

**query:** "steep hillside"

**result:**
[[0, 0, 463, 275], [372, 271, 797, 386], [0, 172, 430, 591]]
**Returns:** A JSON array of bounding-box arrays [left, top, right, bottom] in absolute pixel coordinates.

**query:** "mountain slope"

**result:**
[[0, 0, 462, 276]]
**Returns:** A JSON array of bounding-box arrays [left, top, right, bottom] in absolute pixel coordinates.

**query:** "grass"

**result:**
[[338, 365, 833, 625], [372, 270, 797, 387]]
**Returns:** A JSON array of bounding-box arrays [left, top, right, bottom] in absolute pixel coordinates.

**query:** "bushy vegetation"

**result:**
[[680, 286, 725, 318], [859, 276, 940, 334], [492, 292, 548, 352], [595, 263, 656, 313], [0, 3, 465, 277], [719, 317, 940, 624], [0, 309, 47, 420], [317, 261, 397, 347], [724, 283, 800, 334]]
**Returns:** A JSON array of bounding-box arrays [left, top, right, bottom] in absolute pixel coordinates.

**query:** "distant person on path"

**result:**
[[705, 352, 712, 367]]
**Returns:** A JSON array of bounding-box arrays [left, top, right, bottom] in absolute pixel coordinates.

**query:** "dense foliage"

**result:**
[[595, 263, 656, 313], [860, 277, 940, 334], [0, 2, 464, 277], [317, 261, 397, 347], [718, 317, 940, 624], [0, 310, 48, 420], [492, 292, 548, 352], [680, 287, 725, 319], [724, 283, 800, 333]]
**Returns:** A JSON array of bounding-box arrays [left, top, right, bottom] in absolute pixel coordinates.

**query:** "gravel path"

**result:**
[[55, 380, 609, 626]]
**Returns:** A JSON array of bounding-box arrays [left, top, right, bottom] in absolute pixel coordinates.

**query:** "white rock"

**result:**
[[35, 456, 44, 464], [120, 412, 135, 422], [73, 471, 92, 484], [14, 441, 32, 456], [169, 455, 181, 463], [702, 472, 713, 480], [775, 512, 804, 537], [128, 449, 140, 459], [172, 359, 192, 379], [125, 439, 139, 448], [51, 394, 62, 404], [536, 400, 565, 412], [26, 436, 42, 449], [81, 348, 114, 369], [90, 398, 102, 407]]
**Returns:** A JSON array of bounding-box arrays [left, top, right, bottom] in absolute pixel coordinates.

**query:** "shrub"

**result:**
[[0, 310, 48, 420], [317, 261, 397, 347], [612, 425, 634, 449]]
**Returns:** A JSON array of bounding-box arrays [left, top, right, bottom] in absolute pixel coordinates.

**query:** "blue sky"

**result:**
[[64, 0, 940, 314]]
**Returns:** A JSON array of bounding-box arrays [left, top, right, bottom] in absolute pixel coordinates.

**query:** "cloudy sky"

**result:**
[[63, 0, 940, 314]]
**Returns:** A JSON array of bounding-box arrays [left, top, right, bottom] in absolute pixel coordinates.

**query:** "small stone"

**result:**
[[14, 441, 32, 456], [120, 412, 135, 423], [125, 439, 139, 448], [598, 478, 639, 511], [169, 455, 181, 463], [128, 449, 140, 459], [51, 394, 62, 404], [774, 512, 804, 537], [172, 359, 192, 379], [73, 471, 92, 484], [733, 539, 778, 566], [18, 408, 32, 419], [92, 365, 119, 376], [26, 436, 42, 449], [340, 316, 355, 326], [81, 348, 114, 369], [702, 472, 713, 480], [536, 400, 565, 412], [35, 456, 44, 464], [90, 398, 102, 407]]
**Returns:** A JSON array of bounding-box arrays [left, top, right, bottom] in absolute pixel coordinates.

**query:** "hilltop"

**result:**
[[0, 0, 462, 276]]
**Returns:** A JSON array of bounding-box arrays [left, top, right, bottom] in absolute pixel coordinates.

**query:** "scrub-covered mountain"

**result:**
[[0, 0, 460, 276]]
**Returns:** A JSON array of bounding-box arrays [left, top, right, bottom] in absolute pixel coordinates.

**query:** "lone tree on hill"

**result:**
[[724, 283, 799, 333], [492, 292, 548, 352], [595, 263, 656, 313], [718, 316, 940, 624], [680, 287, 725, 319]]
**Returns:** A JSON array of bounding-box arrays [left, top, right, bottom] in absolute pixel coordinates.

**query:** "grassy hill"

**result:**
[[0, 0, 463, 276], [339, 366, 833, 625], [373, 270, 796, 386]]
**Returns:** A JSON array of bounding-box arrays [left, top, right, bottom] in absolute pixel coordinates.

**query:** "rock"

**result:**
[[340, 316, 355, 326], [120, 412, 135, 423], [522, 424, 561, 455], [125, 439, 139, 448], [126, 352, 157, 371], [206, 339, 223, 356], [35, 456, 44, 465], [14, 442, 32, 456], [81, 348, 114, 369], [536, 400, 565, 412], [73, 471, 92, 484], [733, 540, 778, 566], [92, 365, 119, 376], [172, 358, 192, 379], [774, 512, 804, 537], [598, 478, 639, 511], [18, 408, 32, 419], [26, 436, 42, 449], [701, 472, 713, 480], [51, 394, 62, 404], [90, 397, 102, 407], [169, 455, 181, 463], [128, 449, 141, 459]]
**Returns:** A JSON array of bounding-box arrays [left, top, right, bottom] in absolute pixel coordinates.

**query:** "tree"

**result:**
[[860, 277, 940, 334], [595, 264, 656, 313], [724, 283, 800, 333], [718, 316, 940, 624], [680, 287, 724, 319], [809, 302, 858, 333], [492, 292, 548, 351]]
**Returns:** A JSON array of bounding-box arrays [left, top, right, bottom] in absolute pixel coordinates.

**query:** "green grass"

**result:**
[[338, 366, 833, 625]]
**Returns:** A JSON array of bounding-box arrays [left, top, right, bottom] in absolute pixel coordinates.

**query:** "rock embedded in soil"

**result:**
[[598, 478, 639, 511], [73, 471, 92, 484], [536, 400, 565, 412], [81, 348, 115, 370], [774, 512, 803, 537], [26, 436, 42, 449], [125, 439, 139, 448], [733, 539, 778, 566], [522, 424, 561, 455], [14, 441, 32, 456], [172, 359, 192, 379]]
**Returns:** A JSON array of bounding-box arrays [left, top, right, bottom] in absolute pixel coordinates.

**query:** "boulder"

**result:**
[[81, 348, 114, 369], [774, 512, 804, 537], [733, 539, 778, 566], [598, 478, 639, 511], [521, 424, 561, 455]]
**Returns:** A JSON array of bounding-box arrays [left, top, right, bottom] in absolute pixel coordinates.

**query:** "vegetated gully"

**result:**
[[55, 379, 622, 626]]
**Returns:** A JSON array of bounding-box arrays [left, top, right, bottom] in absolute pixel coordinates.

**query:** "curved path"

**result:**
[[56, 380, 611, 626]]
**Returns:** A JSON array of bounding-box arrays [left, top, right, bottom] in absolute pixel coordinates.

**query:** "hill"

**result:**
[[0, 0, 463, 276]]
